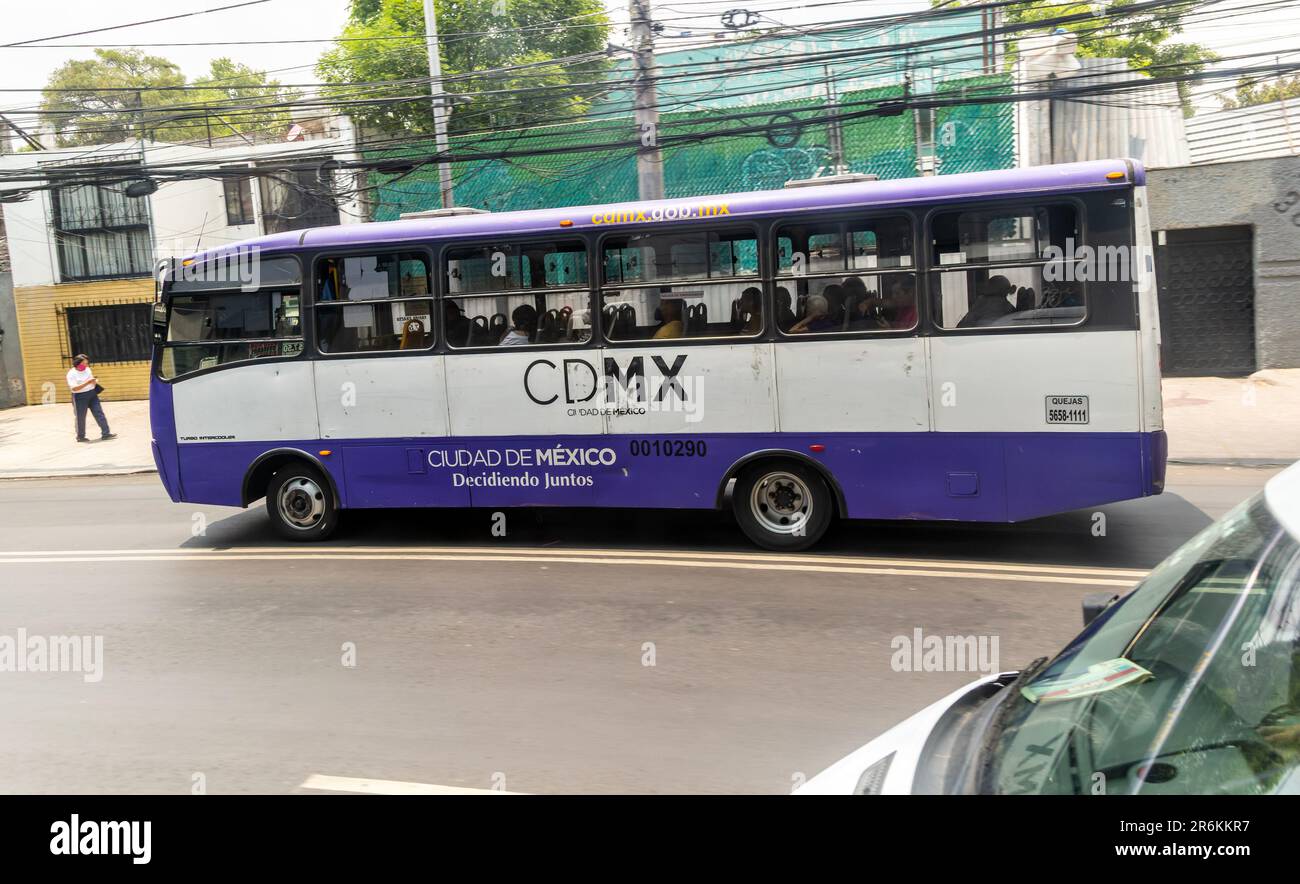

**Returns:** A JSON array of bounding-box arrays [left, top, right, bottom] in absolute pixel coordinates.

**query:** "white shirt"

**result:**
[[66, 366, 95, 393], [499, 330, 530, 346]]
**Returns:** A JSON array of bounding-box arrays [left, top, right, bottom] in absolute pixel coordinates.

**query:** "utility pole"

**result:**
[[823, 64, 845, 175], [422, 0, 455, 209], [629, 0, 664, 200]]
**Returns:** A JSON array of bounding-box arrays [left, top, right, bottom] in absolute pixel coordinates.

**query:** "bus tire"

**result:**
[[265, 462, 338, 542], [732, 459, 832, 551]]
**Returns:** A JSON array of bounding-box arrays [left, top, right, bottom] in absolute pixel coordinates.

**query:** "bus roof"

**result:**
[[190, 158, 1144, 262]]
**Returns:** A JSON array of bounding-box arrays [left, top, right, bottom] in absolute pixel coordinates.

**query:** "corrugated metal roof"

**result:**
[[1049, 58, 1190, 169], [1185, 99, 1300, 165]]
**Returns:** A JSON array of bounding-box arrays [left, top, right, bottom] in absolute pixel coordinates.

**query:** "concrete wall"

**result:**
[[1147, 154, 1300, 370], [14, 278, 154, 405], [0, 269, 25, 408]]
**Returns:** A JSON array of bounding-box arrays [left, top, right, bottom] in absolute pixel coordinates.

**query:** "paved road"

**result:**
[[0, 465, 1278, 794]]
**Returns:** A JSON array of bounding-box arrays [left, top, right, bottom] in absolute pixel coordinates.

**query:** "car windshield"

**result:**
[[986, 493, 1300, 795]]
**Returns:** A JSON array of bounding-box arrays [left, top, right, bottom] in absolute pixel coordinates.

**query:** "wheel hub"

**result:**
[[277, 477, 325, 530], [749, 470, 813, 535]]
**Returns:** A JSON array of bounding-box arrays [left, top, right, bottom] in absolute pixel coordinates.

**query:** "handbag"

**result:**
[[93, 384, 104, 396]]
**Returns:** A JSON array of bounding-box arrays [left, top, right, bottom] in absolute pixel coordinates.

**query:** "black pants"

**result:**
[[73, 390, 111, 440]]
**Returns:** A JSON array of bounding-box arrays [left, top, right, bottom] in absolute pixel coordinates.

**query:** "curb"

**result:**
[[0, 467, 158, 480], [1167, 457, 1296, 468]]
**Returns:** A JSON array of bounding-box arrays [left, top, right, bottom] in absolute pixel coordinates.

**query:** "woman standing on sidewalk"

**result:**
[[66, 354, 117, 443]]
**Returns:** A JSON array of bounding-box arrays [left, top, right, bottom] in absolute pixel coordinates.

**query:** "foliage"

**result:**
[[40, 50, 299, 147], [316, 0, 612, 138]]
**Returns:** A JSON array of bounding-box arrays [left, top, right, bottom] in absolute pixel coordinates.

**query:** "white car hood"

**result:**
[[796, 673, 1008, 795]]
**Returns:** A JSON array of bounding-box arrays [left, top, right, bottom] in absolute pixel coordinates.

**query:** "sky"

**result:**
[[0, 0, 1298, 140]]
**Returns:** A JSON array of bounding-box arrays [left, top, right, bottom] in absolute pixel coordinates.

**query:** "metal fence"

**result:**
[[365, 73, 1016, 220]]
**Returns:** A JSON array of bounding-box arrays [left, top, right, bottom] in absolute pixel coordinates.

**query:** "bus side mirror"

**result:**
[[152, 302, 168, 344], [1082, 591, 1122, 627]]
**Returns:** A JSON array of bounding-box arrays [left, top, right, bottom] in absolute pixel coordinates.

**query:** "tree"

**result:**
[[185, 59, 301, 143], [41, 49, 185, 147], [999, 1, 1216, 114], [1221, 75, 1300, 109], [316, 0, 612, 138], [40, 50, 299, 147]]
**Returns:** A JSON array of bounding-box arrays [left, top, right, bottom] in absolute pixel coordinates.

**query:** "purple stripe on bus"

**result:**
[[168, 430, 1166, 523], [186, 159, 1143, 264]]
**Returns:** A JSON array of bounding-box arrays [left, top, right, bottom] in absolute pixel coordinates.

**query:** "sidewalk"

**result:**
[[1162, 369, 1300, 465], [0, 400, 154, 479], [0, 371, 1296, 479]]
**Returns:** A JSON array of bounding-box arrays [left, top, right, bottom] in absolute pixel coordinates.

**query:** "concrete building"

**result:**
[[1147, 154, 1300, 374], [1013, 34, 1299, 374], [0, 125, 364, 404]]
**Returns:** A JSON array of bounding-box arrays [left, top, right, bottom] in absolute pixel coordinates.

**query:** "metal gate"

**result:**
[[1153, 225, 1256, 376]]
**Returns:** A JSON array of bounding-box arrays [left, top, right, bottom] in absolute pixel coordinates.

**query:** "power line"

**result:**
[[1, 0, 275, 48]]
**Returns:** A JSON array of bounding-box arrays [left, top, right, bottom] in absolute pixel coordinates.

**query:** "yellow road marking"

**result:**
[[0, 545, 1150, 578], [0, 549, 1142, 587]]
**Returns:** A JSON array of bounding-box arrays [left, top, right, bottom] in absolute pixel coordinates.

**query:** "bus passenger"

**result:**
[[739, 287, 762, 335], [957, 275, 1015, 328], [841, 276, 869, 319], [444, 300, 471, 346], [775, 286, 796, 331], [850, 290, 885, 329], [821, 283, 846, 328], [500, 304, 538, 346], [886, 276, 918, 329], [654, 298, 685, 339], [789, 293, 837, 333]]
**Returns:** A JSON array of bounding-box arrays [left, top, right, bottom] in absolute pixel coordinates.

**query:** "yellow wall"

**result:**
[[14, 278, 155, 405]]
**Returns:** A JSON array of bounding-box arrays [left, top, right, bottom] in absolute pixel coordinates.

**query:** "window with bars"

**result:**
[[51, 174, 153, 282], [66, 304, 153, 363], [258, 167, 340, 234]]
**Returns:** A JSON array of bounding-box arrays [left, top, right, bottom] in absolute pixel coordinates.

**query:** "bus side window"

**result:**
[[315, 252, 433, 354], [775, 216, 916, 335], [444, 240, 590, 348], [929, 205, 1085, 330], [600, 229, 762, 341]]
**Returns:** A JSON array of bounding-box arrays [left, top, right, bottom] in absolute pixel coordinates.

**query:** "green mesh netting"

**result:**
[[366, 73, 1014, 220]]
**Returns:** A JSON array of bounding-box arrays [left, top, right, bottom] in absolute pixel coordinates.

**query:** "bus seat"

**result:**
[[489, 313, 507, 341], [616, 304, 637, 339], [538, 309, 559, 343], [1016, 286, 1036, 312], [399, 318, 428, 350], [468, 315, 491, 346]]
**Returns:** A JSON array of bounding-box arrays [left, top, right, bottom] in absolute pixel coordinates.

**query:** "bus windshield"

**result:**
[[987, 495, 1300, 795]]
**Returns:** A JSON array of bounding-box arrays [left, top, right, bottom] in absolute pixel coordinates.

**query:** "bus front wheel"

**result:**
[[732, 460, 832, 551], [266, 463, 339, 542]]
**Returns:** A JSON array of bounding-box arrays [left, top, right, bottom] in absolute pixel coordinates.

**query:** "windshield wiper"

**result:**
[[961, 657, 1050, 794]]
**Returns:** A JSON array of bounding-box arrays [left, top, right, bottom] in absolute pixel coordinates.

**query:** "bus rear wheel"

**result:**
[[266, 463, 338, 542], [732, 459, 832, 551]]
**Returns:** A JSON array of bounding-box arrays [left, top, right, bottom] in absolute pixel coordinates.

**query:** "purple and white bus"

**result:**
[[149, 159, 1166, 550]]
